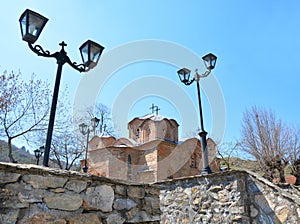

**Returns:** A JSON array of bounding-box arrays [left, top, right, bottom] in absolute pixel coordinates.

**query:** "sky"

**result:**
[[1, 0, 300, 149]]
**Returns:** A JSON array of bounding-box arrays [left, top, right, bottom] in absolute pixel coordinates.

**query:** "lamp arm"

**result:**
[[28, 42, 57, 59], [195, 69, 211, 81], [67, 60, 89, 73], [28, 42, 90, 73]]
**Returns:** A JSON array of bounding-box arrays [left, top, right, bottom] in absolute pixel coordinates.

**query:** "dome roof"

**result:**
[[129, 114, 179, 127]]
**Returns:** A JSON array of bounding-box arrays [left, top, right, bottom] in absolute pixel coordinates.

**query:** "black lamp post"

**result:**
[[177, 53, 217, 175], [34, 146, 45, 165], [19, 9, 104, 167], [79, 117, 100, 173]]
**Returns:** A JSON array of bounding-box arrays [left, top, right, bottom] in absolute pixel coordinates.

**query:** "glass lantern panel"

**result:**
[[28, 14, 46, 37], [90, 45, 101, 63], [20, 16, 27, 38], [80, 44, 89, 65]]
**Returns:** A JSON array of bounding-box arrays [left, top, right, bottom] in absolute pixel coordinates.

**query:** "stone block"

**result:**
[[113, 198, 137, 211], [127, 186, 145, 199], [44, 194, 82, 211], [145, 196, 160, 210], [23, 174, 67, 189], [0, 209, 19, 224], [0, 172, 21, 184], [18, 192, 43, 203], [69, 213, 102, 224], [85, 185, 114, 212], [115, 185, 127, 196], [106, 213, 125, 224], [276, 207, 291, 223], [21, 213, 67, 224], [65, 180, 87, 193]]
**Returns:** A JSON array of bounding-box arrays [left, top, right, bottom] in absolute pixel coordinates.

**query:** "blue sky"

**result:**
[[1, 1, 300, 148]]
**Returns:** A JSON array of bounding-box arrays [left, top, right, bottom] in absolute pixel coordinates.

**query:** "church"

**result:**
[[84, 107, 219, 183]]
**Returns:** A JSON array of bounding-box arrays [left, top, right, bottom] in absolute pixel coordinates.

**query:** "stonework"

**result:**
[[1, 162, 300, 223], [0, 162, 160, 224]]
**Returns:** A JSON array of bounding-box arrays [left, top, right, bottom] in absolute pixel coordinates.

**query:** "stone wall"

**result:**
[[157, 171, 250, 223], [157, 170, 300, 224], [1, 162, 300, 224], [247, 171, 300, 223], [0, 162, 160, 224]]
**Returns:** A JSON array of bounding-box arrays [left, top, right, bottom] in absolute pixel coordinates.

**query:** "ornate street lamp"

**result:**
[[19, 9, 104, 167], [177, 53, 217, 175], [34, 146, 45, 165], [79, 117, 100, 173]]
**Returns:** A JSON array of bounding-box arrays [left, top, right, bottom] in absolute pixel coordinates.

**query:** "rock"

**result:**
[[276, 207, 291, 223], [128, 211, 152, 223], [0, 209, 19, 224], [145, 196, 160, 210], [250, 205, 258, 217], [126, 207, 138, 220], [106, 213, 125, 224], [44, 194, 82, 211], [113, 198, 137, 211], [145, 186, 160, 195], [23, 174, 67, 189], [69, 213, 102, 224], [209, 192, 219, 200], [85, 185, 114, 212], [127, 186, 145, 199], [232, 215, 242, 221], [209, 185, 223, 192], [18, 192, 43, 203], [1, 196, 29, 208], [22, 213, 66, 224], [53, 188, 65, 193], [0, 172, 21, 184], [65, 180, 87, 193], [115, 185, 127, 195]]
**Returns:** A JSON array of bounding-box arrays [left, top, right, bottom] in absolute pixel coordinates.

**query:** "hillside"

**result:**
[[220, 157, 261, 172], [0, 140, 36, 164]]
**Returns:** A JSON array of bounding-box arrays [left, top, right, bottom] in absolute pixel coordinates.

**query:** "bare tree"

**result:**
[[241, 106, 290, 182], [32, 87, 85, 170], [50, 118, 85, 170], [286, 127, 300, 185], [82, 103, 115, 137], [0, 71, 18, 112], [0, 71, 50, 162], [217, 141, 241, 170], [95, 103, 116, 136]]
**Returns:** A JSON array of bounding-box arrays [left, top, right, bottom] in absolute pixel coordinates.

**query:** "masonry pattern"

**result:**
[[1, 162, 300, 223]]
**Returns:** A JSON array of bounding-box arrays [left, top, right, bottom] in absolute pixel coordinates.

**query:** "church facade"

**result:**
[[84, 113, 219, 183]]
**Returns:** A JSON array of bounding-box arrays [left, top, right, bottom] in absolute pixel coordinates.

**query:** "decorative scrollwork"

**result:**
[[27, 42, 90, 73], [34, 45, 50, 56], [28, 42, 56, 58], [70, 62, 89, 73]]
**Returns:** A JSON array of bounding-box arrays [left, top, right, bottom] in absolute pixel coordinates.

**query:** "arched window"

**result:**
[[190, 153, 197, 168], [136, 129, 140, 138], [127, 154, 132, 165]]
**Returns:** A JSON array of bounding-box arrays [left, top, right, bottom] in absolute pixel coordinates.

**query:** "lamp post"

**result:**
[[177, 53, 217, 175], [19, 9, 104, 167], [79, 117, 100, 173], [34, 146, 45, 165]]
